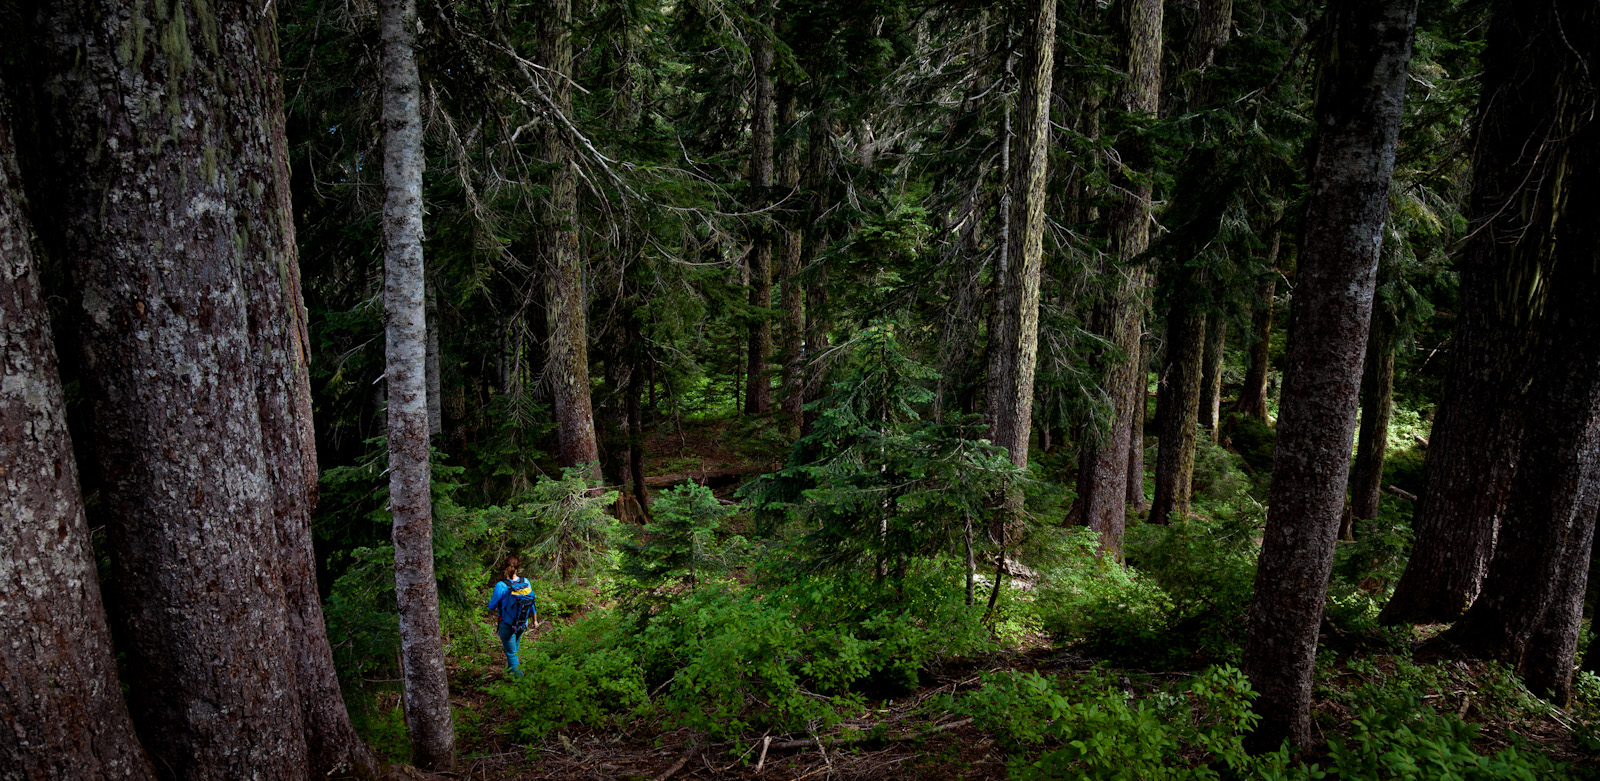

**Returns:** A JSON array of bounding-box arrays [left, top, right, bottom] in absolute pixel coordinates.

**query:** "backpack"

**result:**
[[495, 577, 538, 632]]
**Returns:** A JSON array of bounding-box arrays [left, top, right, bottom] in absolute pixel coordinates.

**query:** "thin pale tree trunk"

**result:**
[[1199, 319, 1225, 440], [0, 101, 155, 781], [1241, 0, 1416, 750], [381, 0, 456, 769]]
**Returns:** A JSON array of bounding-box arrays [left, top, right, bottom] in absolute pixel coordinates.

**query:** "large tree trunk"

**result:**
[[543, 0, 600, 472], [1076, 0, 1163, 557], [985, 0, 1057, 473], [381, 0, 456, 770], [1199, 318, 1225, 440], [745, 34, 775, 415], [1425, 3, 1599, 700], [1151, 307, 1206, 524], [776, 81, 805, 438], [1379, 0, 1590, 627], [1240, 0, 1415, 750], [1234, 231, 1280, 421], [0, 99, 155, 781], [1348, 308, 1395, 528], [1148, 0, 1231, 521], [20, 1, 383, 775]]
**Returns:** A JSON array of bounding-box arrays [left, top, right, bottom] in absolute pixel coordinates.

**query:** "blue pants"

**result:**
[[498, 621, 525, 674]]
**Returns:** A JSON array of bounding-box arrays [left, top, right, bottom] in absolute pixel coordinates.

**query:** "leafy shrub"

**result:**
[[1036, 528, 1175, 660], [1038, 520, 1257, 668], [956, 666, 1291, 780], [630, 565, 993, 737], [1326, 692, 1563, 779], [491, 643, 648, 739]]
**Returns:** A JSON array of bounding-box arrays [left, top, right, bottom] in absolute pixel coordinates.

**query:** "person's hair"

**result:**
[[502, 555, 523, 582]]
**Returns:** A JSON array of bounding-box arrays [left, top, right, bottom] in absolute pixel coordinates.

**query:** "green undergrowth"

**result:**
[[488, 562, 996, 740], [953, 660, 1569, 780]]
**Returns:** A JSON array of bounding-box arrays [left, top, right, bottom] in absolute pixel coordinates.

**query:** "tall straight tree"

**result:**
[[1348, 302, 1395, 529], [543, 0, 601, 471], [1241, 0, 1416, 750], [777, 81, 805, 437], [745, 29, 776, 415], [1424, 0, 1599, 703], [985, 0, 1057, 490], [1380, 0, 1587, 626], [1150, 304, 1205, 523], [1198, 320, 1225, 439], [1076, 0, 1163, 555], [18, 0, 382, 775], [1234, 230, 1281, 421], [1149, 0, 1231, 524], [380, 0, 456, 769], [0, 95, 155, 781]]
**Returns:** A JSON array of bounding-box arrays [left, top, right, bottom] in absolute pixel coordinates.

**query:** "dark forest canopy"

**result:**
[[3, 0, 1600, 777]]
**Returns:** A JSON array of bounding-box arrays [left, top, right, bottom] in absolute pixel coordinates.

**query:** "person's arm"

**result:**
[[488, 581, 508, 620]]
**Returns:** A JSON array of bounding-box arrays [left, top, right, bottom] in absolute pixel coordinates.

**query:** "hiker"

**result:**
[[488, 556, 539, 675]]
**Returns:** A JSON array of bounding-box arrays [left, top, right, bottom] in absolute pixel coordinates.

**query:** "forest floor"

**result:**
[[373, 414, 1597, 780], [433, 635, 1596, 780]]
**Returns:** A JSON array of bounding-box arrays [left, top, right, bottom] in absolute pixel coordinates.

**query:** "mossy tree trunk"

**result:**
[[1077, 0, 1163, 557], [0, 95, 155, 781], [18, 0, 383, 774]]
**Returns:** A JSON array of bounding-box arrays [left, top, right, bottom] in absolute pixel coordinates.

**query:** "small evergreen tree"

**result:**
[[624, 483, 739, 589]]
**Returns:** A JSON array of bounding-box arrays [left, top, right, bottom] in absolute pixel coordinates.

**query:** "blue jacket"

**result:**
[[489, 577, 536, 615]]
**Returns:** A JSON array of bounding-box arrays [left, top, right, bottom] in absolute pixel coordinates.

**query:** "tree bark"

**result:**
[[1126, 338, 1149, 512], [1241, 0, 1415, 751], [745, 33, 775, 415], [984, 0, 1057, 472], [801, 110, 831, 434], [20, 1, 384, 775], [1424, 4, 1599, 700], [1076, 0, 1163, 557], [1234, 232, 1280, 421], [1348, 309, 1394, 528], [1379, 0, 1590, 627], [1152, 306, 1205, 524], [381, 0, 456, 770], [426, 282, 443, 436], [1199, 318, 1225, 440], [542, 0, 600, 472], [776, 81, 804, 438], [0, 96, 155, 781]]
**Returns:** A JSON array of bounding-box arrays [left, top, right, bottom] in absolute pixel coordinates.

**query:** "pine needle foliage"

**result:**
[[749, 322, 1019, 583]]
